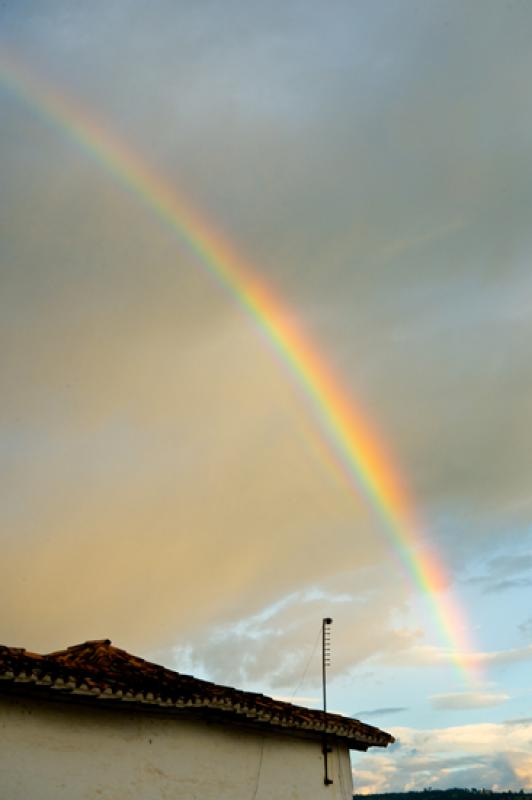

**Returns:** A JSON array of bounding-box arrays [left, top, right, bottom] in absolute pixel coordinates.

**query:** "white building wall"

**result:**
[[0, 693, 354, 800]]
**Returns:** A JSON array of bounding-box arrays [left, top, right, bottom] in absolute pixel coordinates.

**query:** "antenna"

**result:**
[[322, 617, 333, 786]]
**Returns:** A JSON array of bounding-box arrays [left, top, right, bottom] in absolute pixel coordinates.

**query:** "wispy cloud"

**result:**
[[166, 582, 416, 690], [396, 643, 532, 669], [430, 692, 509, 710], [353, 707, 408, 718], [352, 721, 532, 793], [467, 553, 532, 594]]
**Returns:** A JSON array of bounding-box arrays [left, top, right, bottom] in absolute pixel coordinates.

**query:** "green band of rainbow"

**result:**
[[0, 48, 479, 683]]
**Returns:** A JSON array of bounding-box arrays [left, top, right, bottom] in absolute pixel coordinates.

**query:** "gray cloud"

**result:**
[[352, 707, 408, 718], [11, 3, 532, 534], [505, 717, 532, 727], [2, 1, 532, 679], [519, 617, 532, 639], [431, 692, 509, 711], [467, 553, 532, 594]]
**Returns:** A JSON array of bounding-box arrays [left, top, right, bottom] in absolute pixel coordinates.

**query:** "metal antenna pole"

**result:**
[[322, 617, 333, 786]]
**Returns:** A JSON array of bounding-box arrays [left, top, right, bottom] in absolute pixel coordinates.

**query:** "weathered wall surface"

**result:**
[[0, 693, 354, 800]]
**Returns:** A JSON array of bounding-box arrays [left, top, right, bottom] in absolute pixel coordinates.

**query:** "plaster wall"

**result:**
[[0, 693, 354, 800]]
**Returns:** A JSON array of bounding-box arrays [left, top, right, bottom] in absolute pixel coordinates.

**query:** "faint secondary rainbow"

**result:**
[[0, 49, 480, 683]]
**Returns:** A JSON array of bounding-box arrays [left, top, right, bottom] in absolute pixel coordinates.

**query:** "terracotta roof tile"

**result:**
[[0, 639, 394, 750]]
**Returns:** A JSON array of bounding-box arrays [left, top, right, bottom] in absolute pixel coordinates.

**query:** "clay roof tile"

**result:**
[[0, 640, 393, 750]]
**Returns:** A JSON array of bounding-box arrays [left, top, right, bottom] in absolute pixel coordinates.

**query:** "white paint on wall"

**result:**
[[0, 694, 354, 800]]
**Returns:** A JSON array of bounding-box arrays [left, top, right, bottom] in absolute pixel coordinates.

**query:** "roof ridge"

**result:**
[[45, 638, 112, 657], [0, 640, 394, 750]]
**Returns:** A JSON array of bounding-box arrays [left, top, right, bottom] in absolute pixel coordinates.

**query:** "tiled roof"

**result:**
[[0, 639, 394, 750]]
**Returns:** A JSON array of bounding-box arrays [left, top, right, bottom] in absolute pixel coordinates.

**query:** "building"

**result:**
[[0, 639, 393, 799]]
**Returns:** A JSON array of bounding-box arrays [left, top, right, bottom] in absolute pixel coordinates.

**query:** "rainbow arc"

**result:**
[[0, 48, 479, 683]]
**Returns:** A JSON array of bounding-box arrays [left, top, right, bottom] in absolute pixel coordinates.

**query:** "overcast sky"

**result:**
[[1, 1, 532, 791]]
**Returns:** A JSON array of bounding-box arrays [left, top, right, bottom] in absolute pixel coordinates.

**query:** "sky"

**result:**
[[1, 0, 532, 792]]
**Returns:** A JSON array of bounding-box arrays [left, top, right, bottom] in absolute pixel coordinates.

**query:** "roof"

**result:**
[[0, 639, 394, 751]]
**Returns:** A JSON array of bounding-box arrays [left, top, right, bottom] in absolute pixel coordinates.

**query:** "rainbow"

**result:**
[[0, 48, 479, 682]]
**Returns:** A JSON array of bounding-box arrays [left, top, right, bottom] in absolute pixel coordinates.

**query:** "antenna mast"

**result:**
[[322, 617, 333, 786]]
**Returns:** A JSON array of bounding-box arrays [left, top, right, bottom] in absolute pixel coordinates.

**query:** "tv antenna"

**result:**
[[322, 617, 333, 786]]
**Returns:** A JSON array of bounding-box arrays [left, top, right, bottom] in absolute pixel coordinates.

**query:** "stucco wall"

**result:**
[[0, 693, 354, 800]]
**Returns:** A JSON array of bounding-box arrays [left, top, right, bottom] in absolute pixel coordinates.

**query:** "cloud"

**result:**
[[475, 645, 532, 667], [484, 578, 532, 594], [3, 0, 532, 533], [163, 581, 417, 691], [505, 717, 532, 727], [2, 0, 532, 683], [393, 643, 532, 670], [352, 721, 532, 793], [467, 553, 532, 594], [353, 707, 408, 718], [431, 692, 510, 710]]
